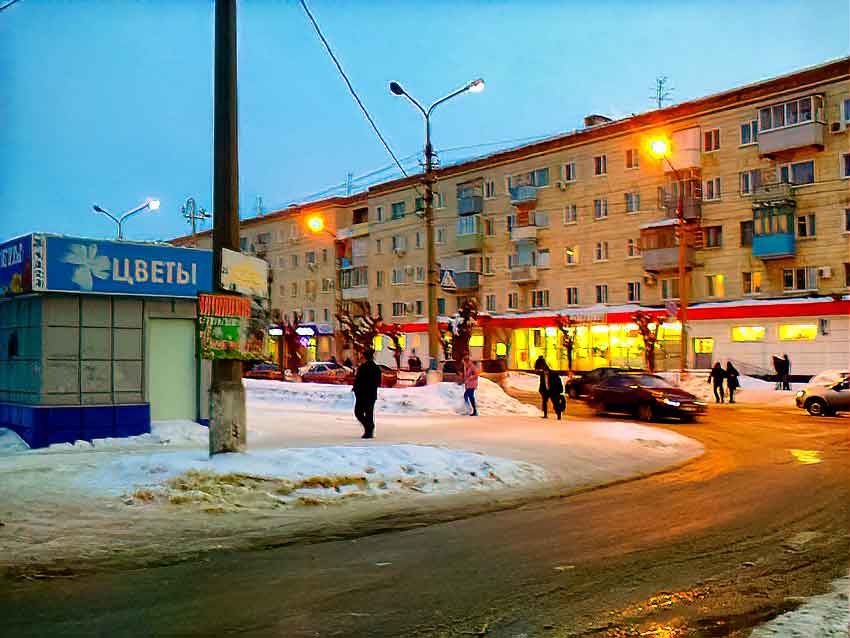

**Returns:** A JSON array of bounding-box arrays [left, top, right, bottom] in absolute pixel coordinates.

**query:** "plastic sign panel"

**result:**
[[198, 293, 264, 361], [220, 248, 269, 299], [2, 234, 213, 298]]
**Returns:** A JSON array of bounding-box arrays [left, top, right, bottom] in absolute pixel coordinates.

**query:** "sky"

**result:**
[[1, 0, 848, 242]]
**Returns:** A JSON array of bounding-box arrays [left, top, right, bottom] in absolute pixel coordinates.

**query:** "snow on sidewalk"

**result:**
[[749, 572, 849, 638]]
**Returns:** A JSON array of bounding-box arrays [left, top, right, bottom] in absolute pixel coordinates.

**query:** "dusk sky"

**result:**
[[2, 0, 848, 242]]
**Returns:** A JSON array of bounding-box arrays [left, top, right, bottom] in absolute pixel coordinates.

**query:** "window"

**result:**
[[625, 191, 641, 213], [532, 211, 549, 227], [485, 294, 496, 312], [845, 263, 850, 288], [307, 309, 316, 322], [392, 235, 407, 252], [625, 149, 639, 169], [661, 278, 679, 300], [563, 204, 577, 224], [391, 201, 406, 219], [594, 240, 609, 262], [595, 284, 608, 304], [759, 95, 823, 132], [783, 267, 818, 291], [841, 153, 850, 179], [705, 274, 725, 298], [537, 249, 551, 268], [779, 160, 815, 186], [377, 303, 383, 318], [484, 178, 496, 199], [321, 277, 331, 292], [703, 177, 721, 200], [415, 300, 424, 316], [507, 292, 518, 310], [506, 214, 515, 232], [391, 268, 404, 285], [415, 266, 425, 282], [376, 271, 384, 288], [484, 257, 493, 274], [740, 220, 754, 246], [797, 213, 816, 238], [845, 208, 850, 233], [434, 192, 444, 209], [531, 289, 550, 308], [565, 287, 579, 306], [703, 128, 720, 152], [290, 282, 298, 297], [562, 162, 577, 182], [742, 271, 762, 295], [239, 236, 248, 251], [627, 281, 641, 302], [626, 238, 639, 258], [703, 225, 723, 248], [392, 302, 405, 317], [437, 298, 445, 314], [305, 251, 316, 265], [593, 155, 607, 176], [291, 254, 299, 267], [375, 206, 384, 223], [593, 198, 609, 220], [484, 218, 495, 235], [844, 97, 850, 123], [732, 326, 765, 342], [457, 215, 480, 236], [564, 246, 578, 265], [779, 324, 817, 341], [740, 120, 759, 145], [375, 238, 383, 254], [507, 168, 550, 189], [324, 308, 330, 322], [322, 249, 328, 263], [415, 231, 423, 249], [435, 226, 446, 244], [739, 169, 761, 195]]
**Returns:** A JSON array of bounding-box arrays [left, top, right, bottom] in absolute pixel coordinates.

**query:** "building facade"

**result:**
[[175, 58, 850, 376]]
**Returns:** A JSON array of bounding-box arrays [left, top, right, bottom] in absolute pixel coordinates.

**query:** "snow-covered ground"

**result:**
[[749, 572, 849, 638]]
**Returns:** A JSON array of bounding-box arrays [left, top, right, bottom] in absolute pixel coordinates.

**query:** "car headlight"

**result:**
[[795, 390, 805, 398], [661, 398, 681, 407]]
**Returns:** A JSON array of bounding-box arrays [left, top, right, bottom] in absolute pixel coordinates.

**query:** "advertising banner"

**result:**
[[197, 293, 265, 360], [0, 235, 32, 297], [220, 248, 269, 298]]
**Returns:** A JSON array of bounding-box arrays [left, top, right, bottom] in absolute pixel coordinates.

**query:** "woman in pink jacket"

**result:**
[[462, 354, 480, 416]]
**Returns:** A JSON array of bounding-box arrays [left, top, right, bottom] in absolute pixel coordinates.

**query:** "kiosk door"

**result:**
[[147, 319, 196, 421]]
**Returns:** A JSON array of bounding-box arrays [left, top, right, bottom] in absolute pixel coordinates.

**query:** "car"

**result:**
[[564, 366, 644, 399], [396, 370, 427, 388], [300, 361, 352, 385], [377, 364, 398, 388], [795, 375, 850, 416], [589, 372, 707, 422], [243, 363, 283, 381]]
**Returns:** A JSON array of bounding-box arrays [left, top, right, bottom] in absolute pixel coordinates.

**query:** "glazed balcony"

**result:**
[[510, 265, 538, 283], [335, 222, 369, 240], [752, 233, 796, 259], [509, 225, 538, 242], [509, 186, 538, 204], [457, 196, 483, 216], [641, 246, 696, 273], [341, 285, 369, 300]]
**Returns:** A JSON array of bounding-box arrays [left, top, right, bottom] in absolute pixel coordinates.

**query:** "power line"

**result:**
[[0, 0, 22, 12], [298, 0, 408, 178]]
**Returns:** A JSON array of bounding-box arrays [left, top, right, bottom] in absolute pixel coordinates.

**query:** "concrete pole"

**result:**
[[210, 0, 246, 455], [424, 116, 440, 373], [677, 178, 689, 377]]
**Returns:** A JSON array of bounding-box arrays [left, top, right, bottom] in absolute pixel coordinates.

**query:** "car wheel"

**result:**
[[680, 414, 695, 424], [637, 403, 654, 422], [590, 400, 605, 416], [806, 398, 828, 417]]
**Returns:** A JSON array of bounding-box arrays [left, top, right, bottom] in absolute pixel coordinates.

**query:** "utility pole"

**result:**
[[182, 197, 210, 246], [210, 0, 246, 455], [676, 175, 689, 377]]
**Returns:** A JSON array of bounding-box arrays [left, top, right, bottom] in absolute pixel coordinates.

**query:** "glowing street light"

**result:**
[[649, 138, 669, 158], [306, 214, 325, 234], [92, 198, 161, 239]]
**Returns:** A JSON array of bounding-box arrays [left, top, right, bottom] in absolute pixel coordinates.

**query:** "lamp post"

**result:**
[[649, 138, 689, 375], [389, 78, 484, 373], [306, 214, 344, 358], [92, 199, 160, 239]]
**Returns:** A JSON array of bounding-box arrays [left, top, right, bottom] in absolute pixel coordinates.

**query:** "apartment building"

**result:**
[[175, 57, 850, 375]]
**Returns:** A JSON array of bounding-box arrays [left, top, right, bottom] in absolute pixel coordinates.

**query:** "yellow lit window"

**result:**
[[372, 335, 383, 351], [469, 334, 484, 347], [779, 324, 817, 341], [731, 326, 766, 342], [693, 338, 714, 353], [495, 342, 507, 356]]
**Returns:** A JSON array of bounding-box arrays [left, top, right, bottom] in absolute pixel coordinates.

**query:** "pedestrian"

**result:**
[[329, 355, 338, 365], [462, 354, 479, 416], [352, 349, 382, 439], [535, 357, 551, 418], [707, 362, 726, 403], [408, 349, 422, 372], [725, 361, 740, 403], [548, 367, 565, 420], [343, 356, 353, 369], [782, 353, 792, 391], [772, 355, 783, 390]]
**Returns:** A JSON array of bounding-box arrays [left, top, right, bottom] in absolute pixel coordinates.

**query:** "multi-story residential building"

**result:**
[[175, 57, 850, 375]]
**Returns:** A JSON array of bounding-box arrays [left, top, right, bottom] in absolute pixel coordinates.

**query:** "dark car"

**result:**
[[565, 367, 644, 399], [243, 363, 283, 381], [589, 372, 707, 422]]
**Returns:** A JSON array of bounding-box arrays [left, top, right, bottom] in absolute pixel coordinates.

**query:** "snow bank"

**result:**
[[657, 372, 801, 406], [247, 378, 539, 417], [504, 372, 543, 393], [749, 573, 849, 638], [0, 428, 28, 454]]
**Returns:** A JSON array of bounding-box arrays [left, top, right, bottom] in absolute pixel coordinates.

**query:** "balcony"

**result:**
[[509, 186, 538, 204], [335, 222, 369, 240], [752, 232, 796, 259], [510, 265, 538, 283], [341, 285, 369, 300], [454, 272, 480, 290], [758, 121, 825, 157], [752, 182, 794, 205], [456, 230, 483, 252], [457, 196, 483, 216], [641, 246, 696, 273], [510, 225, 538, 242]]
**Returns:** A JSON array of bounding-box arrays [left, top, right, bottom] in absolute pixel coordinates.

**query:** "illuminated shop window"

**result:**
[[495, 342, 507, 356], [372, 335, 384, 351], [469, 334, 484, 347], [693, 338, 714, 354], [779, 324, 817, 341], [731, 326, 766, 342]]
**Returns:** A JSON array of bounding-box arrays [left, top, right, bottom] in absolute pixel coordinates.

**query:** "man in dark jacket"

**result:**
[[548, 369, 565, 420], [708, 362, 726, 403], [353, 349, 382, 439], [534, 356, 549, 418]]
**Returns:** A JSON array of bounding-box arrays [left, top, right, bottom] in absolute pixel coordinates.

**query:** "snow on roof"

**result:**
[[639, 218, 680, 229]]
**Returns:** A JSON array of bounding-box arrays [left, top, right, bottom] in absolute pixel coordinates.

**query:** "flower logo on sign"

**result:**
[[61, 243, 111, 291]]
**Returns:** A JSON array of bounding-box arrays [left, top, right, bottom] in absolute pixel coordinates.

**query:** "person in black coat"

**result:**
[[725, 361, 740, 403], [534, 356, 549, 418], [547, 369, 565, 420], [782, 353, 792, 391], [707, 362, 726, 403], [352, 349, 382, 439]]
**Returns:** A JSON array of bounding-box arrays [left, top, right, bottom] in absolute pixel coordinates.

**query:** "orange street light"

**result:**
[[649, 138, 669, 158], [306, 214, 325, 234]]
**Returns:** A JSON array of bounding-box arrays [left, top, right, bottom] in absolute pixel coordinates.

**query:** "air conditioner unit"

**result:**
[[289, 236, 299, 243], [643, 274, 657, 285], [393, 248, 407, 256], [830, 121, 847, 134], [818, 266, 832, 279], [555, 180, 568, 191], [307, 262, 317, 271]]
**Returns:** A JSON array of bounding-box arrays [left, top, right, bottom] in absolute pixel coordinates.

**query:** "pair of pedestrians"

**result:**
[[708, 361, 740, 403]]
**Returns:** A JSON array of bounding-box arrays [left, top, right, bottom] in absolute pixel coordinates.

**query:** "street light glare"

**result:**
[[649, 138, 669, 157], [307, 215, 325, 233], [389, 81, 404, 96], [148, 199, 161, 211], [468, 78, 485, 93]]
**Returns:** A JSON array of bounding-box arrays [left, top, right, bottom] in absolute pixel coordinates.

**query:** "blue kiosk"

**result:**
[[0, 233, 212, 448]]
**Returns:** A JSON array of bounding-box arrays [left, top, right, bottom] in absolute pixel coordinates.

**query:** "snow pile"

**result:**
[[749, 573, 849, 638], [657, 372, 801, 406], [504, 371, 543, 393], [0, 428, 29, 454], [72, 444, 549, 507], [247, 378, 539, 417]]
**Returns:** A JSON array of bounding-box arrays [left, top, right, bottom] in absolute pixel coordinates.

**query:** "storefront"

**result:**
[[0, 233, 212, 447]]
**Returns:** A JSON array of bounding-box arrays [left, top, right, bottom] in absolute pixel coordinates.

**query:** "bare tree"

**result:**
[[632, 310, 660, 373], [444, 298, 479, 367], [336, 301, 382, 358], [281, 312, 304, 374], [554, 314, 577, 373], [382, 322, 404, 369]]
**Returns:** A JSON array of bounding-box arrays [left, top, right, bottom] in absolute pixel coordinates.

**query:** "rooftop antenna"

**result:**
[[255, 195, 264, 216], [182, 197, 210, 246], [651, 75, 673, 109], [346, 172, 353, 195]]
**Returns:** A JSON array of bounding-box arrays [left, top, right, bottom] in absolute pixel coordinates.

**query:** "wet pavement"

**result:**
[[2, 402, 848, 637]]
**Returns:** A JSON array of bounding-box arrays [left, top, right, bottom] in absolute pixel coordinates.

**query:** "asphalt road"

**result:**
[[3, 404, 848, 638]]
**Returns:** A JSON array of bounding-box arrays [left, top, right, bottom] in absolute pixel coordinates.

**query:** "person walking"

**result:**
[[707, 362, 726, 403], [407, 349, 422, 372], [725, 361, 740, 403], [352, 349, 382, 439], [547, 367, 565, 420], [782, 353, 792, 391], [534, 356, 550, 418], [772, 355, 783, 390], [462, 354, 480, 416]]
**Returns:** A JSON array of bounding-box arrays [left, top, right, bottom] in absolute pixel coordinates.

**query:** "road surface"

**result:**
[[3, 403, 848, 637]]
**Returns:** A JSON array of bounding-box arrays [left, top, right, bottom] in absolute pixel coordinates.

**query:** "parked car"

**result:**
[[300, 361, 352, 384], [243, 363, 283, 381], [377, 364, 398, 388], [589, 372, 707, 422], [795, 374, 850, 416], [396, 370, 427, 388], [565, 367, 644, 399]]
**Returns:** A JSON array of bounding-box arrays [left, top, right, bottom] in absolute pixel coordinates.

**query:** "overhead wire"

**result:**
[[0, 0, 22, 12]]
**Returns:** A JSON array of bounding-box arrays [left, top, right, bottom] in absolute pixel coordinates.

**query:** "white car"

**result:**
[[806, 370, 850, 388]]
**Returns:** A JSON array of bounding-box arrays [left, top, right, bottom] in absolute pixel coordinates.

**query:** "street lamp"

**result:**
[[649, 136, 690, 376], [389, 78, 485, 372], [92, 198, 161, 240], [306, 213, 344, 358]]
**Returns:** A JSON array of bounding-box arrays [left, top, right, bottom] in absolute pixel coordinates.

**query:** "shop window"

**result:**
[[693, 338, 714, 354], [469, 334, 484, 347], [731, 326, 766, 342], [495, 342, 507, 356], [779, 324, 817, 341]]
